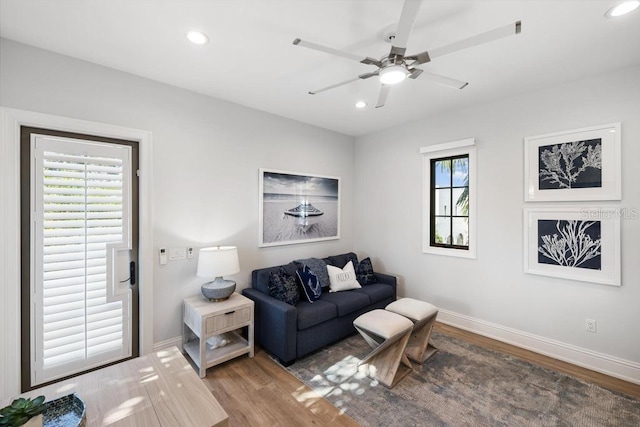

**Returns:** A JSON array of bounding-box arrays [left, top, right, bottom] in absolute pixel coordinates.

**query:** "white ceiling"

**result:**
[[1, 0, 639, 136]]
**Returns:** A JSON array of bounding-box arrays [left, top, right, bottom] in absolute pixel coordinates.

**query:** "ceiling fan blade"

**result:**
[[405, 50, 431, 65], [427, 21, 522, 60], [375, 85, 391, 108], [390, 0, 423, 56], [359, 71, 380, 80], [408, 68, 423, 79], [308, 71, 377, 95], [309, 77, 361, 95], [419, 72, 469, 89], [293, 38, 382, 67]]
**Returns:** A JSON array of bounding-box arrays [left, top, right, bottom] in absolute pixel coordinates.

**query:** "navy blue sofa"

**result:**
[[242, 252, 397, 365]]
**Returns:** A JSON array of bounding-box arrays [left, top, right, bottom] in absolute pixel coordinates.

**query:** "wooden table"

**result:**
[[183, 293, 254, 378], [6, 347, 228, 426]]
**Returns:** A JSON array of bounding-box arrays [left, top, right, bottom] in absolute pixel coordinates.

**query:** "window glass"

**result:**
[[430, 154, 469, 250]]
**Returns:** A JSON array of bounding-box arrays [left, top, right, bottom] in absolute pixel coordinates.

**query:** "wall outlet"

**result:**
[[585, 318, 597, 333]]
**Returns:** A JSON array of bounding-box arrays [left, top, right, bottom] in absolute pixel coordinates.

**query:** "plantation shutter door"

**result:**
[[31, 134, 133, 386]]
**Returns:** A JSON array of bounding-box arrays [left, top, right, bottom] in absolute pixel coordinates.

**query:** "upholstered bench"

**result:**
[[386, 298, 438, 364], [353, 309, 413, 388]]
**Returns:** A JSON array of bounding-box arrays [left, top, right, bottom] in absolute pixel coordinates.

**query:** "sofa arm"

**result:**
[[374, 272, 397, 298], [242, 288, 298, 364]]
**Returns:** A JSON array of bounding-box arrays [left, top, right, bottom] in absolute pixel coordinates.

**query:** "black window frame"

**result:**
[[429, 154, 470, 250]]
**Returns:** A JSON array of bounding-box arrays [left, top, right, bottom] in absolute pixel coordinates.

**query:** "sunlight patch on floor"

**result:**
[[290, 353, 379, 409]]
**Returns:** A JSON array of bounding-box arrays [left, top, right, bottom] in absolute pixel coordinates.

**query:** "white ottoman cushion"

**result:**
[[386, 298, 438, 322], [354, 309, 413, 338]]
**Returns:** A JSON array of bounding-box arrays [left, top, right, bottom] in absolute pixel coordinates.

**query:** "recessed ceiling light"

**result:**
[[605, 1, 640, 17], [187, 30, 209, 45], [355, 101, 367, 109]]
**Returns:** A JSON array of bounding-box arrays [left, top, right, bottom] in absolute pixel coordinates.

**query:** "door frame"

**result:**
[[0, 107, 154, 400]]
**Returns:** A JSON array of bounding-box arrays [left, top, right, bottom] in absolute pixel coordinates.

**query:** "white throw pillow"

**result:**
[[327, 261, 362, 292]]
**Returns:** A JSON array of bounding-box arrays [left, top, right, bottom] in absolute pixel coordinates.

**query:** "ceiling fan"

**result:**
[[293, 0, 521, 108]]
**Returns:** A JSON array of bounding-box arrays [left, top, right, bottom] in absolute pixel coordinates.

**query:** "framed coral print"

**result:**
[[524, 123, 621, 201], [259, 168, 340, 247], [523, 207, 621, 286]]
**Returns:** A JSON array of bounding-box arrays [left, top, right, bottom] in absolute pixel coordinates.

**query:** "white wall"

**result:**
[[354, 65, 640, 379], [0, 38, 355, 347]]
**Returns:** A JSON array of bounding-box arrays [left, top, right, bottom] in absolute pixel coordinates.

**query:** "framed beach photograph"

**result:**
[[259, 168, 340, 247], [524, 123, 621, 202], [523, 207, 621, 286]]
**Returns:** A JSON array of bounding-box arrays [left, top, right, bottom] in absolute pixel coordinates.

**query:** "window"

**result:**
[[431, 155, 469, 248], [422, 139, 476, 258]]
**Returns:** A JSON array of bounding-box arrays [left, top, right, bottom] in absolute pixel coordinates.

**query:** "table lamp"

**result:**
[[196, 246, 240, 301]]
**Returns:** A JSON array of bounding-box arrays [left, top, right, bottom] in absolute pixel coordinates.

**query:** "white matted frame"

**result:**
[[524, 123, 621, 202], [523, 207, 621, 286], [259, 168, 340, 247]]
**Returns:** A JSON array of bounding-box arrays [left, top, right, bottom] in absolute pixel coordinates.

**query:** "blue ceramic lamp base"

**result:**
[[201, 276, 236, 302]]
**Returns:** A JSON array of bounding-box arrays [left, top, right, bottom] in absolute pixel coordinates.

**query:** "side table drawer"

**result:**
[[206, 307, 251, 334]]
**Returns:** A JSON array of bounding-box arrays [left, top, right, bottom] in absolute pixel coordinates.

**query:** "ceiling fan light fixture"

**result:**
[[379, 65, 407, 85], [187, 30, 209, 45], [605, 0, 640, 17]]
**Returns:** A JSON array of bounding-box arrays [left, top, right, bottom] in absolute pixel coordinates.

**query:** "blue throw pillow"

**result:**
[[268, 267, 300, 306], [356, 257, 377, 285], [294, 257, 330, 288], [297, 265, 322, 303]]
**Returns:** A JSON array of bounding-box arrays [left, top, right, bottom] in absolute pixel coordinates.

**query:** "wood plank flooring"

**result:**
[[203, 344, 359, 426], [202, 322, 640, 426]]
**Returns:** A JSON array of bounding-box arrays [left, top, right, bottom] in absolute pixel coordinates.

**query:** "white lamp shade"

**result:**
[[196, 246, 240, 278]]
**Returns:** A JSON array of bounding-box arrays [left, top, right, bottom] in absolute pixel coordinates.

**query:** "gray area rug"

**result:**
[[284, 332, 640, 426]]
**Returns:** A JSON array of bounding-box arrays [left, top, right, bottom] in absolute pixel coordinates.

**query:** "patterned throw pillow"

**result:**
[[344, 253, 359, 269], [356, 257, 377, 285], [268, 267, 300, 306], [297, 265, 322, 303], [294, 257, 330, 288], [327, 261, 361, 292]]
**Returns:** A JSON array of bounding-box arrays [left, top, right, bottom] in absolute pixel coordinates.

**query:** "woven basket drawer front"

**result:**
[[206, 307, 251, 333]]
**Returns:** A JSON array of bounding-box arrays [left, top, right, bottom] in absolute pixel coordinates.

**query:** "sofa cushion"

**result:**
[[328, 252, 358, 268], [319, 290, 370, 317], [297, 265, 322, 303], [294, 257, 331, 289], [327, 261, 361, 292], [356, 257, 377, 285], [297, 300, 337, 330], [268, 267, 300, 306], [353, 283, 395, 304]]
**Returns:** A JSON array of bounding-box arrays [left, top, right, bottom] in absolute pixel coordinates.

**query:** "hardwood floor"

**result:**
[[203, 322, 640, 426], [203, 346, 359, 426]]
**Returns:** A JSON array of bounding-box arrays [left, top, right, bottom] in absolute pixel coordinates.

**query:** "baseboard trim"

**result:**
[[153, 336, 183, 352], [437, 309, 640, 385]]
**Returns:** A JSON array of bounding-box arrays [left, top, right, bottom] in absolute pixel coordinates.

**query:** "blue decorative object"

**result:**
[[297, 265, 322, 303], [268, 267, 300, 306], [356, 257, 377, 285], [43, 394, 86, 427], [294, 258, 330, 288]]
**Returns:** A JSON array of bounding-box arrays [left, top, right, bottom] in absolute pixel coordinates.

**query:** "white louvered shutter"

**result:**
[[31, 135, 132, 386]]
